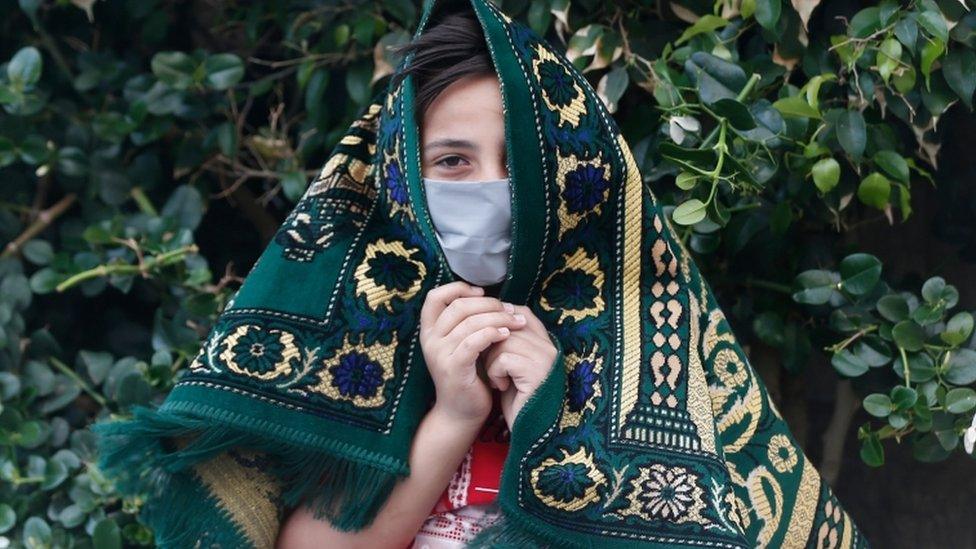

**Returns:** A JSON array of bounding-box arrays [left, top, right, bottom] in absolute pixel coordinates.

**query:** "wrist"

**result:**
[[429, 402, 488, 433]]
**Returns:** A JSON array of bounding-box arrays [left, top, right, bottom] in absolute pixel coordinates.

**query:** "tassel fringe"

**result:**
[[466, 500, 588, 549], [93, 405, 404, 547]]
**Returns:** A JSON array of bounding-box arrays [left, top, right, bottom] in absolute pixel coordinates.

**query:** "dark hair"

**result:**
[[390, 10, 496, 117]]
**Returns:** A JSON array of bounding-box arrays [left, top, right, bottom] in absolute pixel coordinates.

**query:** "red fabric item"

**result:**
[[402, 391, 510, 548]]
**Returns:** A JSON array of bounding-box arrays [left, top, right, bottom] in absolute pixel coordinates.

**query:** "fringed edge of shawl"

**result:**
[[92, 404, 404, 547], [466, 499, 589, 549]]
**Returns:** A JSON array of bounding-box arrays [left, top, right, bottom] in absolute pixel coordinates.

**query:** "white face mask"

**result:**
[[422, 177, 512, 286]]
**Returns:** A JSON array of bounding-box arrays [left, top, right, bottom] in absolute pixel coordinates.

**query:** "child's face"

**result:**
[[420, 73, 507, 182]]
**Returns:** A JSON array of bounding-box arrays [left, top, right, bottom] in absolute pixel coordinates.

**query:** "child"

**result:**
[[95, 2, 869, 548]]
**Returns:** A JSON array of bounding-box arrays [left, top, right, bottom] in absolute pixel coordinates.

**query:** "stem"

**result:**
[[701, 73, 762, 148], [130, 187, 158, 217], [900, 346, 911, 387], [726, 202, 762, 213], [56, 244, 199, 292], [49, 356, 108, 408], [825, 325, 878, 354], [1, 194, 77, 258], [744, 278, 793, 294]]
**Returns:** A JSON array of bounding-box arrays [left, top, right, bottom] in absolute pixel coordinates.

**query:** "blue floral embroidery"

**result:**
[[536, 461, 595, 503], [365, 250, 420, 291], [567, 359, 598, 412], [385, 161, 408, 204], [330, 352, 384, 398], [563, 164, 609, 213], [542, 269, 598, 310], [538, 60, 578, 107]]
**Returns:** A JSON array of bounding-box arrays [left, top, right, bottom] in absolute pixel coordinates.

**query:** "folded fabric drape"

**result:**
[[92, 0, 870, 547]]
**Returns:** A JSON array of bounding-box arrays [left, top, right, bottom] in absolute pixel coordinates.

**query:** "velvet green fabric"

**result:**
[[92, 0, 870, 547]]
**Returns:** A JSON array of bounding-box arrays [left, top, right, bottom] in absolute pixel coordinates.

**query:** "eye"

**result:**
[[434, 155, 469, 169]]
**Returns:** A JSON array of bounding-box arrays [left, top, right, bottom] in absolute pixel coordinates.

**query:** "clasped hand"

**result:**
[[419, 281, 557, 431]]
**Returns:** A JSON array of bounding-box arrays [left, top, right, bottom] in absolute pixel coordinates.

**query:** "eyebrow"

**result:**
[[423, 138, 508, 161], [425, 138, 479, 152]]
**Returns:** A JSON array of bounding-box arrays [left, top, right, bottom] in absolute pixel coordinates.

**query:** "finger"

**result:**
[[434, 296, 518, 338], [420, 282, 484, 336], [450, 325, 512, 367], [486, 350, 532, 392], [445, 310, 527, 348], [482, 328, 543, 367], [513, 305, 549, 337]]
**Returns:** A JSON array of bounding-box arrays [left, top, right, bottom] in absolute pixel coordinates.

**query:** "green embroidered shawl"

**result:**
[[93, 0, 870, 547]]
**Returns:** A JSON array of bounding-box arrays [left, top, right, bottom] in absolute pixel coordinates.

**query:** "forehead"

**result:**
[[421, 73, 504, 140]]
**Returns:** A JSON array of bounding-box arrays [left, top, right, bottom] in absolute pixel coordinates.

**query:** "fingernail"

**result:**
[[514, 313, 526, 323], [498, 327, 510, 336], [502, 301, 515, 313], [473, 286, 485, 294]]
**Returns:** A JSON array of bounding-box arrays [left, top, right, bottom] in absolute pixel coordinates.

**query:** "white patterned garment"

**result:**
[[407, 397, 509, 548]]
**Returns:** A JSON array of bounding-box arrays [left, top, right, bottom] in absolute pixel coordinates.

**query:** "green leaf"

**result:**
[[942, 48, 976, 110], [863, 393, 893, 417], [860, 432, 885, 466], [832, 349, 870, 377], [811, 157, 840, 193], [755, 0, 782, 30], [921, 276, 946, 302], [684, 52, 747, 105], [675, 15, 729, 45], [890, 385, 918, 410], [857, 172, 891, 209], [942, 311, 974, 346], [839, 253, 882, 295], [793, 270, 839, 305], [161, 184, 204, 230], [8, 46, 42, 87], [945, 387, 976, 413], [772, 94, 821, 119], [711, 98, 756, 130], [22, 239, 54, 265], [672, 199, 707, 225], [598, 65, 628, 112], [915, 10, 949, 43], [92, 518, 122, 549], [345, 61, 373, 105], [281, 171, 308, 203], [23, 516, 52, 548], [204, 53, 245, 90], [151, 51, 196, 89], [836, 110, 867, 160], [873, 150, 909, 183], [0, 503, 14, 534], [675, 171, 698, 190], [945, 348, 976, 385], [892, 320, 925, 351], [877, 294, 909, 322], [921, 39, 945, 88], [876, 37, 902, 84]]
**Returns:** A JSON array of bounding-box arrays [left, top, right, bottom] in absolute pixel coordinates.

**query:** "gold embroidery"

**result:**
[[193, 449, 283, 549], [308, 333, 397, 408], [539, 246, 605, 322], [353, 238, 426, 312]]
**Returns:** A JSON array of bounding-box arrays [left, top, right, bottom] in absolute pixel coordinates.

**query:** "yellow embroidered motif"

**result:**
[[530, 446, 607, 512], [308, 333, 396, 408], [218, 324, 301, 382], [558, 345, 604, 432], [539, 246, 605, 322], [353, 238, 427, 312], [619, 462, 712, 526]]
